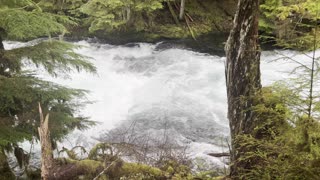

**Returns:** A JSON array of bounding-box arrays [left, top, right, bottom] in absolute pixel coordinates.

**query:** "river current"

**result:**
[[4, 40, 319, 173]]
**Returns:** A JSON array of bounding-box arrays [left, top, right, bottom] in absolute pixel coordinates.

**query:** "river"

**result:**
[[4, 40, 319, 174]]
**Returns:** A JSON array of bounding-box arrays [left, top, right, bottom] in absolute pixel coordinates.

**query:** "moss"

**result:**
[[153, 25, 187, 39], [76, 159, 103, 173], [88, 143, 113, 161], [55, 157, 168, 179], [119, 163, 163, 177], [116, 161, 196, 179], [232, 86, 320, 179], [52, 158, 103, 179], [195, 170, 221, 180]]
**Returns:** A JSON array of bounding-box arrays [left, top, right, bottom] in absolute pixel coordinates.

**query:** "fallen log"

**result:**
[[207, 152, 230, 157]]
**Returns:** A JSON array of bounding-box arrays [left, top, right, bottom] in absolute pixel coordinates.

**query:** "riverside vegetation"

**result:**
[[0, 0, 320, 179]]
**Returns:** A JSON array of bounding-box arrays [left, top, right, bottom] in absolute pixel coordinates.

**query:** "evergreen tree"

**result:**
[[227, 1, 320, 178], [0, 0, 96, 178]]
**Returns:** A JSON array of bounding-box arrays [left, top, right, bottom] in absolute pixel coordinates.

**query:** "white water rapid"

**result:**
[[4, 40, 320, 173]]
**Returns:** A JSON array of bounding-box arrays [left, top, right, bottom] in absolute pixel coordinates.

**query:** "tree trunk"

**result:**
[[0, 36, 14, 179], [0, 35, 4, 50], [0, 149, 15, 180], [38, 103, 53, 180], [179, 0, 185, 20], [307, 23, 317, 118], [0, 35, 7, 77], [224, 0, 261, 177]]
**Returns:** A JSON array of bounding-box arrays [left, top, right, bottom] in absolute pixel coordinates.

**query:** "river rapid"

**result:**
[[4, 40, 320, 174]]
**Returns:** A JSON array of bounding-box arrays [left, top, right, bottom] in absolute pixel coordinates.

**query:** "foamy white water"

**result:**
[[4, 40, 320, 172]]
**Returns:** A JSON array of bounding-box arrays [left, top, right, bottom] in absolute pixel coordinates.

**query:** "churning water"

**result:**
[[4, 40, 320, 172]]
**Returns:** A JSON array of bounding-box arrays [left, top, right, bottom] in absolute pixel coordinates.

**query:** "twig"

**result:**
[[207, 152, 230, 157], [93, 157, 119, 180], [167, 1, 180, 26], [185, 17, 196, 41], [226, 138, 231, 159]]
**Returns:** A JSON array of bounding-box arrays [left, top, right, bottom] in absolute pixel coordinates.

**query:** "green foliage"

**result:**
[[0, 1, 97, 177], [0, 73, 95, 143], [236, 120, 320, 179], [235, 87, 320, 179], [194, 171, 223, 180], [5, 40, 96, 76], [80, 0, 165, 33], [59, 146, 87, 160], [251, 87, 291, 139], [0, 9, 76, 41], [260, 0, 320, 50], [76, 159, 103, 173], [81, 0, 163, 32], [38, 0, 87, 17], [109, 159, 194, 179], [236, 27, 320, 178], [119, 163, 163, 179], [80, 0, 126, 32], [51, 144, 201, 180], [160, 160, 193, 179], [88, 143, 113, 161], [0, 126, 32, 146]]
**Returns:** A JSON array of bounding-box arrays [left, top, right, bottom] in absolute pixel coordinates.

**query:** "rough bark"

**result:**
[[0, 149, 15, 180], [0, 35, 4, 50], [38, 103, 54, 180], [224, 0, 261, 177], [0, 35, 7, 77], [0, 36, 15, 180], [179, 0, 186, 20]]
